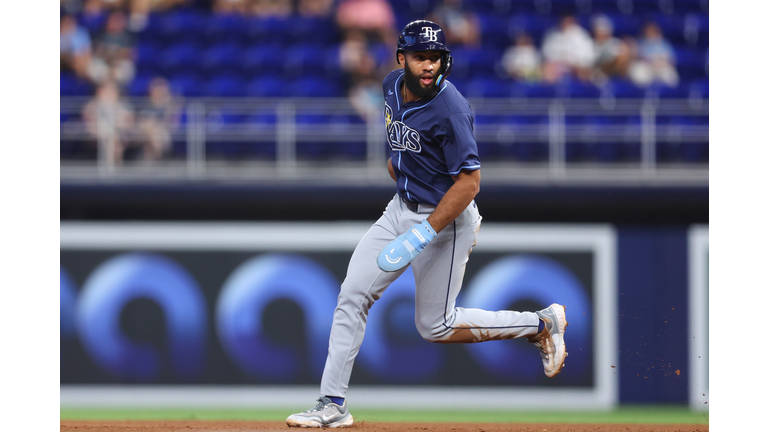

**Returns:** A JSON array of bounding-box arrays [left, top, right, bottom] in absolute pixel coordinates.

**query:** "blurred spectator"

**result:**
[[427, 0, 481, 47], [339, 34, 383, 120], [214, 0, 249, 14], [590, 14, 631, 82], [88, 10, 136, 86], [60, 14, 92, 80], [60, 0, 84, 15], [128, 0, 189, 31], [336, 0, 397, 45], [82, 81, 134, 166], [501, 33, 541, 81], [628, 22, 679, 87], [137, 78, 180, 162], [298, 0, 333, 17], [250, 0, 292, 17], [541, 14, 595, 83], [79, 0, 109, 34]]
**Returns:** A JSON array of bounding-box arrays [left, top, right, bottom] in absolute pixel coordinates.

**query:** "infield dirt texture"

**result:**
[[60, 420, 709, 431]]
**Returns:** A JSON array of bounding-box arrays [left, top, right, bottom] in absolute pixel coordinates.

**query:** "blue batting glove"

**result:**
[[377, 220, 436, 272]]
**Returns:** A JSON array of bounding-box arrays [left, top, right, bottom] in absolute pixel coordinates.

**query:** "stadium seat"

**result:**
[[151, 9, 206, 46], [510, 82, 557, 98], [245, 75, 291, 97], [160, 42, 205, 76], [201, 42, 245, 77], [560, 80, 603, 98], [242, 44, 286, 76], [60, 73, 94, 96], [287, 17, 340, 45], [509, 14, 557, 46], [284, 44, 330, 79], [203, 13, 249, 45], [135, 41, 163, 76], [204, 75, 247, 97], [466, 78, 510, 98], [653, 83, 689, 98], [608, 79, 646, 99], [291, 77, 342, 97], [168, 73, 205, 97], [674, 46, 706, 81], [688, 78, 708, 99], [248, 17, 293, 45], [126, 73, 155, 96]]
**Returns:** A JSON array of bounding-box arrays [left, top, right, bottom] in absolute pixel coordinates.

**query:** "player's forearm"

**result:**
[[387, 158, 396, 181], [426, 169, 480, 233]]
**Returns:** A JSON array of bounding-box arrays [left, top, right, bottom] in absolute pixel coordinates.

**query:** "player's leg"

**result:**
[[288, 196, 406, 428], [410, 201, 540, 342], [410, 201, 568, 377]]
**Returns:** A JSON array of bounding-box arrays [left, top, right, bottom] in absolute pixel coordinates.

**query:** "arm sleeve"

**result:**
[[439, 112, 481, 175]]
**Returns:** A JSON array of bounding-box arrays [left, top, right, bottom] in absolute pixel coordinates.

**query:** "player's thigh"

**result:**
[[338, 216, 407, 309]]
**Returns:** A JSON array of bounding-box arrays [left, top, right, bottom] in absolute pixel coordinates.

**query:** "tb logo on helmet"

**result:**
[[421, 26, 441, 42]]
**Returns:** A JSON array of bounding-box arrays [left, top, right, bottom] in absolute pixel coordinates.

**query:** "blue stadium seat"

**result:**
[[455, 47, 501, 78], [284, 44, 330, 79], [126, 73, 155, 96], [135, 41, 163, 76], [242, 44, 286, 76], [168, 73, 205, 97], [248, 17, 293, 45], [605, 14, 642, 37], [150, 9, 206, 46], [688, 78, 708, 99], [245, 75, 291, 97], [509, 14, 558, 46], [560, 80, 603, 98], [204, 75, 247, 97], [590, 0, 624, 14], [653, 83, 688, 98], [650, 14, 686, 45], [201, 42, 245, 77], [477, 14, 511, 50], [466, 78, 510, 98], [160, 42, 204, 76], [203, 13, 249, 45], [675, 0, 708, 13], [287, 17, 340, 45], [674, 46, 706, 81], [291, 77, 342, 97], [607, 79, 646, 98], [79, 11, 107, 35], [510, 81, 557, 98], [60, 73, 94, 96]]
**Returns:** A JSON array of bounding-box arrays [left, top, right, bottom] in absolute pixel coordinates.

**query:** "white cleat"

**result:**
[[529, 303, 569, 378], [286, 397, 354, 428]]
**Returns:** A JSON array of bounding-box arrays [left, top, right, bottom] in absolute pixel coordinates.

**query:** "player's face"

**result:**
[[401, 50, 442, 100]]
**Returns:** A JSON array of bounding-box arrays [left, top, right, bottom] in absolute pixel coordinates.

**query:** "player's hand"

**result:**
[[377, 220, 436, 272]]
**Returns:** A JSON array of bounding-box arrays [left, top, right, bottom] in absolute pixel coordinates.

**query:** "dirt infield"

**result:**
[[60, 420, 709, 431]]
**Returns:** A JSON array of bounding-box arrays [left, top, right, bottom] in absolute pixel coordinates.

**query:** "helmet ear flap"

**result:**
[[436, 53, 453, 86]]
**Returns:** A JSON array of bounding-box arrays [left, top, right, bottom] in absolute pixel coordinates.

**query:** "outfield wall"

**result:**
[[60, 222, 707, 409]]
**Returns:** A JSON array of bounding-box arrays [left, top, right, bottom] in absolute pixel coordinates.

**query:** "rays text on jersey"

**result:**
[[385, 103, 422, 152]]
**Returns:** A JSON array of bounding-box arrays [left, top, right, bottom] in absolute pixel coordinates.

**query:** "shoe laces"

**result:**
[[306, 397, 332, 413]]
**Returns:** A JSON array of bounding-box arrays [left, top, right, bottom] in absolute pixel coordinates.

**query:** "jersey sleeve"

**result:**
[[439, 112, 481, 175]]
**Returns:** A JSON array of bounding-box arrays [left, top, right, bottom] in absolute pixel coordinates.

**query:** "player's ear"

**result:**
[[397, 52, 405, 66]]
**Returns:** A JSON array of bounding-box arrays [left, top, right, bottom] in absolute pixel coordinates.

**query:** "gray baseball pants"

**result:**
[[319, 195, 540, 398]]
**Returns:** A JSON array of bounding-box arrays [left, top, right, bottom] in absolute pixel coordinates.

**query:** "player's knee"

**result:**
[[415, 316, 450, 343]]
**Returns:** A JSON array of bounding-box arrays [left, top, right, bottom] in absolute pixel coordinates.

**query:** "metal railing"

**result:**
[[60, 96, 709, 186]]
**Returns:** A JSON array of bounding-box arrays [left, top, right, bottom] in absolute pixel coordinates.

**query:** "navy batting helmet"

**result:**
[[397, 20, 453, 86]]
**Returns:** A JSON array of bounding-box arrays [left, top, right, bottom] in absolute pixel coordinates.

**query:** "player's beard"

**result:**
[[403, 64, 440, 101]]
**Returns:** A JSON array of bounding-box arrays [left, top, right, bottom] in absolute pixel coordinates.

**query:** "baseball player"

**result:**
[[286, 20, 568, 428]]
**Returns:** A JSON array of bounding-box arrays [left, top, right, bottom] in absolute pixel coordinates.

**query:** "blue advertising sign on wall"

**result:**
[[60, 222, 617, 406]]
